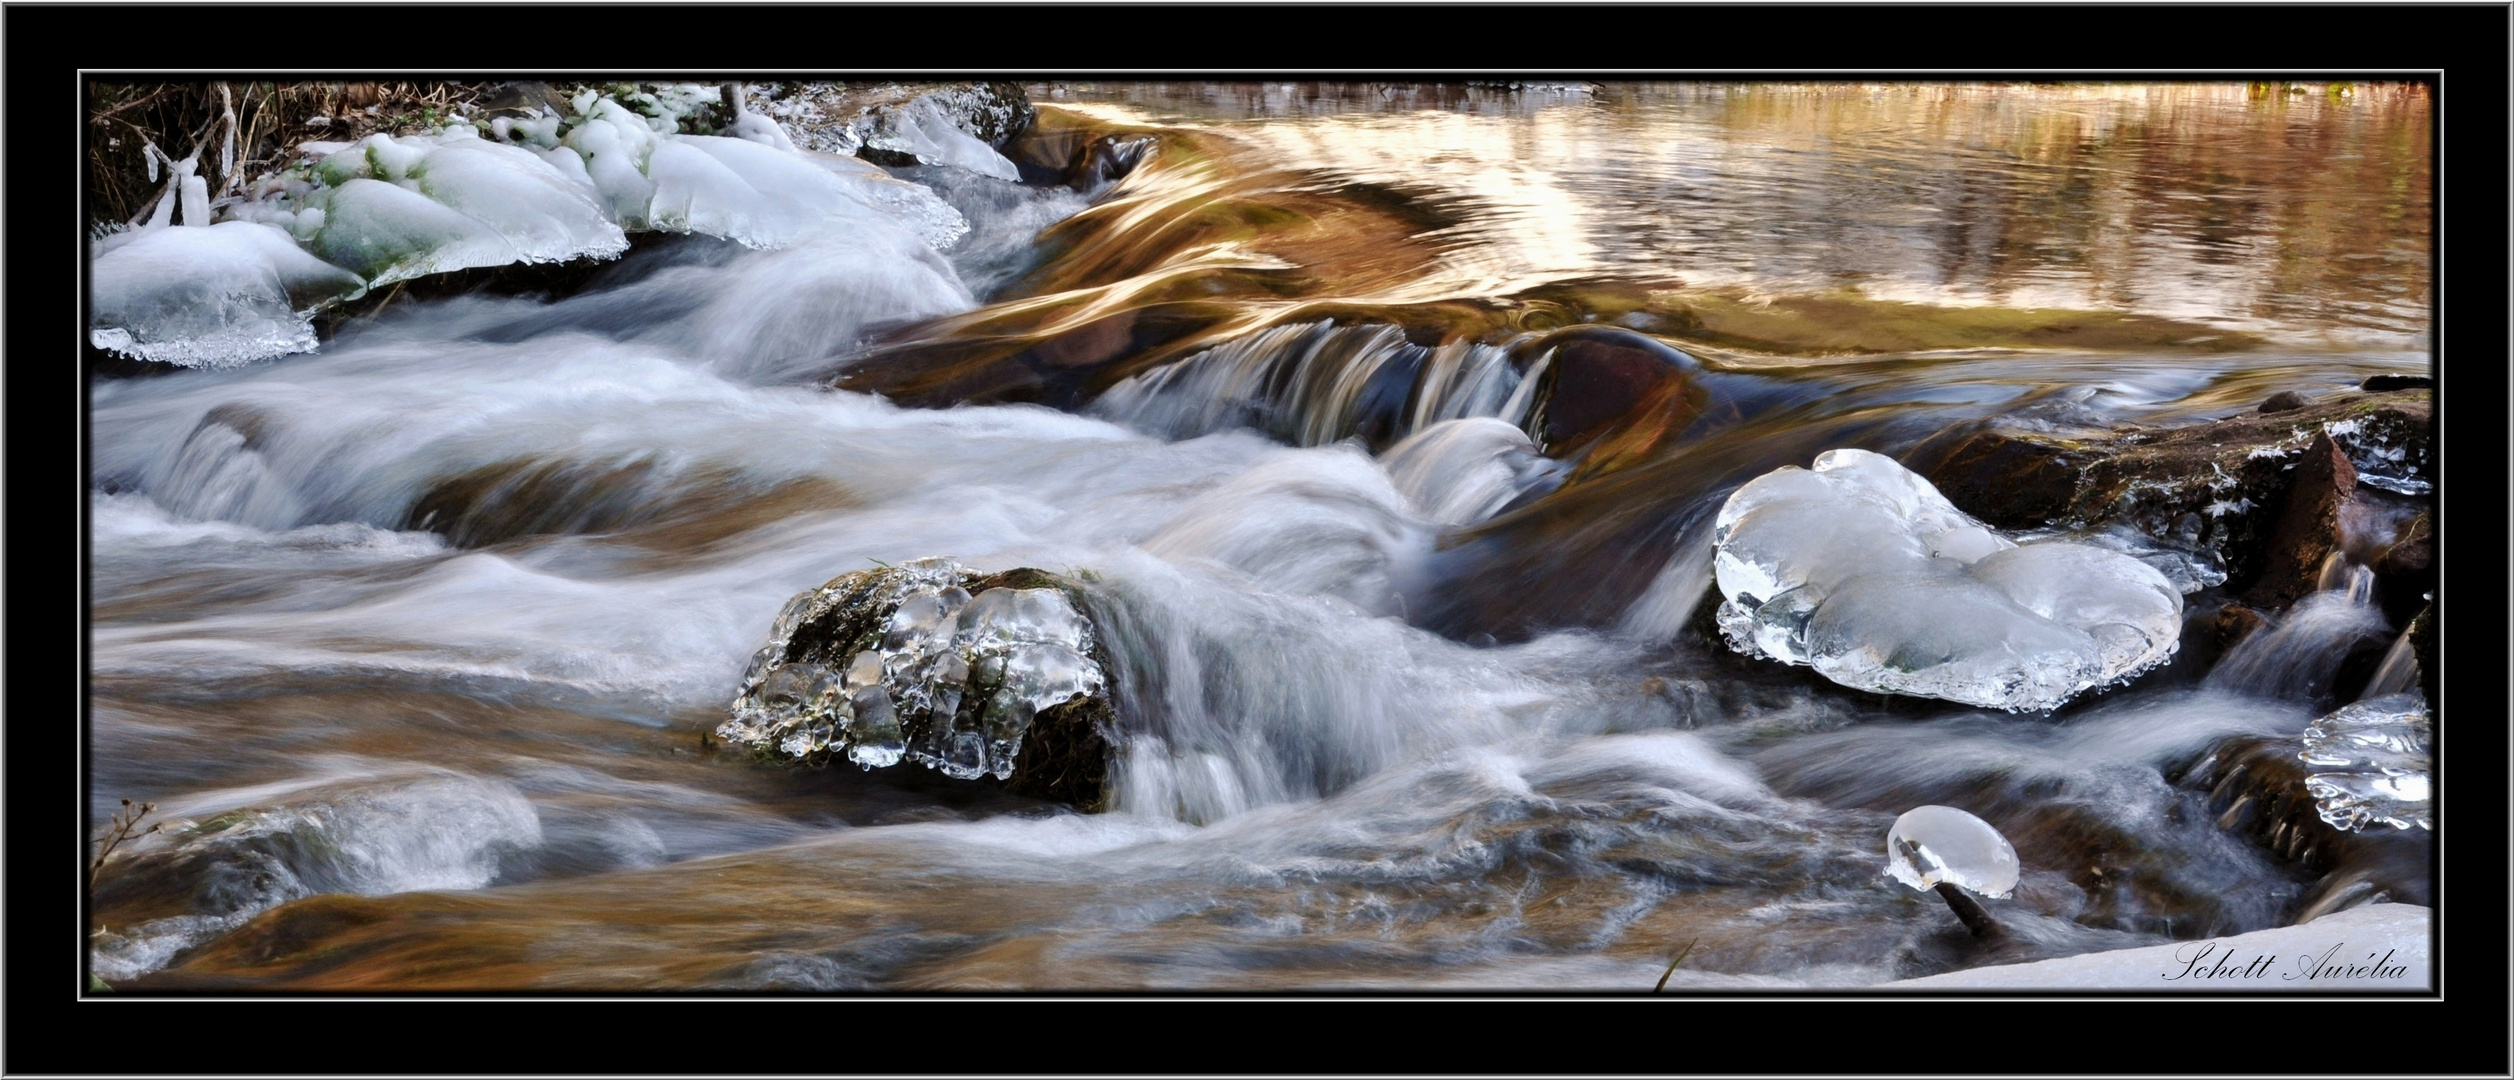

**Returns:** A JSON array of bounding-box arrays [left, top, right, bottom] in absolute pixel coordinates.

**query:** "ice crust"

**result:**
[[1884, 804, 2019, 898], [90, 87, 988, 367], [718, 558, 1106, 782], [1712, 449, 2182, 711], [89, 221, 368, 368], [2299, 691, 2431, 831]]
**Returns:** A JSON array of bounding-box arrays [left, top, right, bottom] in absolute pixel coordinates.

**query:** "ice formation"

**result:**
[[860, 97, 1022, 181], [718, 559, 1107, 782], [1884, 804, 2019, 898], [1712, 449, 2182, 711], [2299, 691, 2431, 831], [90, 85, 1004, 367], [301, 128, 629, 283], [89, 221, 368, 367]]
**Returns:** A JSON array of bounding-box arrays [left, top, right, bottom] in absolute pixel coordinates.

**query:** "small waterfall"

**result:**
[[1092, 320, 1532, 449], [2206, 558, 2390, 703], [2358, 628, 2420, 700], [1379, 417, 1566, 527], [2313, 550, 2375, 604]]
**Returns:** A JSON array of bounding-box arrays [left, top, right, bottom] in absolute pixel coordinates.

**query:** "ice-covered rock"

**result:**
[[89, 221, 367, 368], [302, 131, 628, 283], [646, 134, 964, 251], [718, 559, 1114, 807], [2299, 691, 2430, 831], [1712, 449, 2181, 711], [736, 82, 1034, 172], [1885, 804, 2018, 939], [861, 97, 1021, 181]]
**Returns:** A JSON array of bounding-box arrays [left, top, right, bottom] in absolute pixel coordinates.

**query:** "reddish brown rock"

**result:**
[[1920, 431, 2093, 531], [1917, 389, 2429, 597], [2208, 603, 2272, 654], [2246, 433, 2356, 611]]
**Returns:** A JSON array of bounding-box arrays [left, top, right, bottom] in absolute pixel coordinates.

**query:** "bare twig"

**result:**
[[1652, 936, 1699, 993], [88, 798, 162, 894]]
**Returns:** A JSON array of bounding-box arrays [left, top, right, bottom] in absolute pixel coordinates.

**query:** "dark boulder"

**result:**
[[2360, 374, 2433, 392], [2258, 390, 2312, 414]]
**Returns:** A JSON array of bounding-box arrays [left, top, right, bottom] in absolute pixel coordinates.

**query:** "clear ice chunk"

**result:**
[[1711, 449, 2181, 711], [844, 649, 885, 690], [845, 685, 906, 769], [2299, 691, 2431, 831], [1884, 805, 2019, 898]]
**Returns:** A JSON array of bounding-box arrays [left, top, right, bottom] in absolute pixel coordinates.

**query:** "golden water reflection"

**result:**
[[1041, 82, 2431, 349]]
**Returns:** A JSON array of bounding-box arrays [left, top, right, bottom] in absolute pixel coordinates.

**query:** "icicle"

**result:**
[[179, 175, 210, 227], [144, 183, 176, 230], [218, 83, 238, 190], [143, 140, 162, 183]]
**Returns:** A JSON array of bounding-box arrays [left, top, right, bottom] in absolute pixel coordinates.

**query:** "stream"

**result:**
[[86, 81, 2432, 991]]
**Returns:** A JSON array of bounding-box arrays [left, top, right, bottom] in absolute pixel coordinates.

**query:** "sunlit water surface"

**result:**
[[88, 82, 2429, 990]]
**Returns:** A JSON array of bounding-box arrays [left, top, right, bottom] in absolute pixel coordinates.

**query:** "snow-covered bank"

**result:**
[[88, 82, 1026, 369], [1881, 902, 2430, 990]]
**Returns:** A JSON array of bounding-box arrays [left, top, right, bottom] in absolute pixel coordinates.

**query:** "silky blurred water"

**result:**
[[87, 82, 2429, 990]]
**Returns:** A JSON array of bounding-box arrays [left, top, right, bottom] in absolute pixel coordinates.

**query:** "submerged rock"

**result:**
[[1712, 449, 2182, 711], [718, 558, 1114, 809]]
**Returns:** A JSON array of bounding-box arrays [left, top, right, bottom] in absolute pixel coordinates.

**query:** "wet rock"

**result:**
[[1005, 109, 1156, 194], [718, 558, 1116, 809], [833, 301, 1232, 410], [2257, 390, 2312, 414], [2247, 433, 2356, 612], [1508, 326, 1712, 463], [1919, 389, 2431, 599], [2207, 602, 2272, 654], [1916, 430, 2094, 531], [2360, 374, 2432, 392]]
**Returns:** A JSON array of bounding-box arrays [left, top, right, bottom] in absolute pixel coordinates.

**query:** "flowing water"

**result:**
[[86, 82, 2433, 990]]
